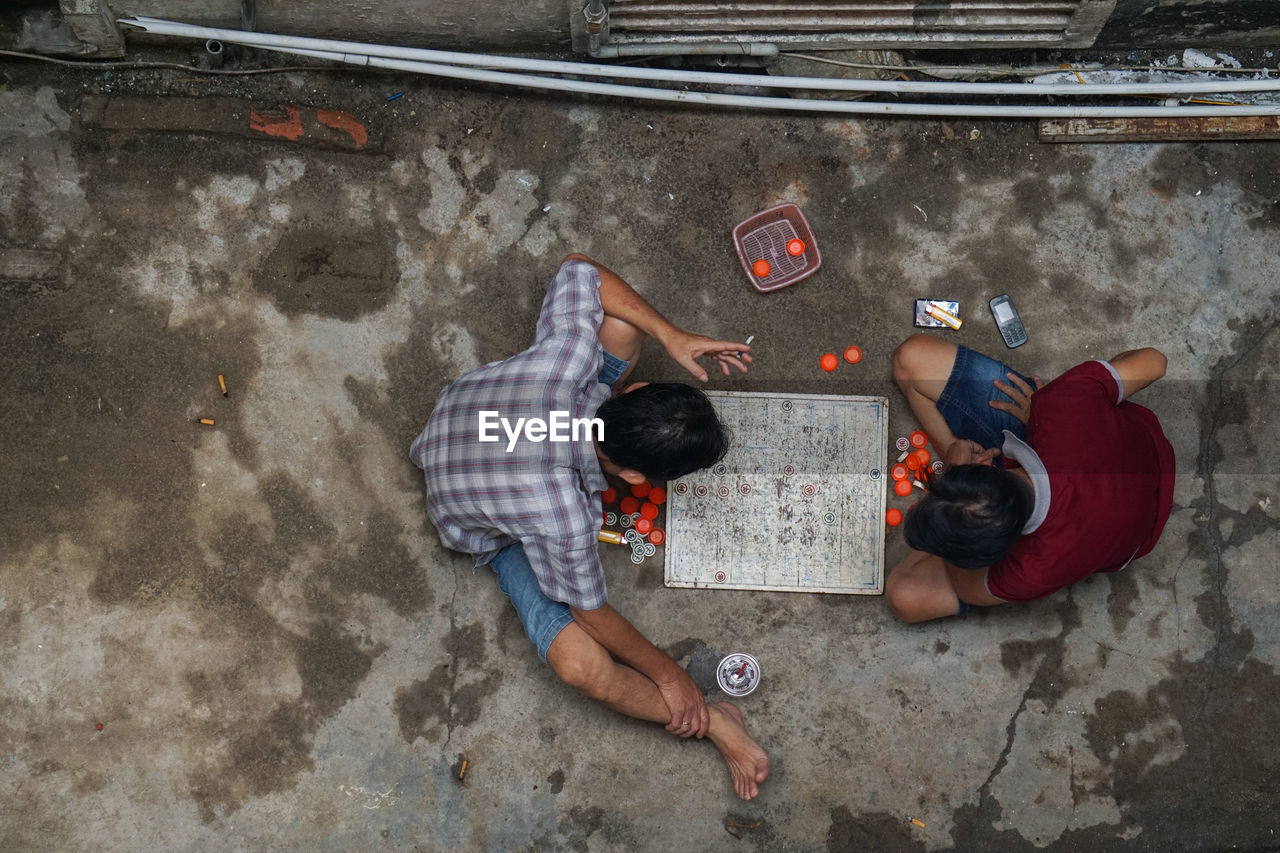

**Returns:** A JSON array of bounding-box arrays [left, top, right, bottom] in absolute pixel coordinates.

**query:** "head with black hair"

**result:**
[[595, 383, 728, 482], [903, 463, 1033, 568]]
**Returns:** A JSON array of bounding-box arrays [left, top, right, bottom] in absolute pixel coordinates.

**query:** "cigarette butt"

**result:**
[[598, 530, 625, 546], [217, 374, 228, 396], [458, 759, 468, 781], [910, 818, 926, 828], [926, 302, 962, 330], [198, 418, 215, 426]]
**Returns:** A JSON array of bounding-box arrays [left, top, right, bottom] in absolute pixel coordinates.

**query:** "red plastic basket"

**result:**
[[732, 203, 821, 293]]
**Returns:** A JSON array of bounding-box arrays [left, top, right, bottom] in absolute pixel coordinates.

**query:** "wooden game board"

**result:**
[[664, 391, 888, 595]]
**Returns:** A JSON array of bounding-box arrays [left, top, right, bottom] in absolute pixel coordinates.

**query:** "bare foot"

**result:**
[[706, 702, 770, 800]]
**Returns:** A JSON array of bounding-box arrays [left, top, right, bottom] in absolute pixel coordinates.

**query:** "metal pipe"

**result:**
[[119, 17, 1280, 98], [583, 0, 608, 57], [203, 39, 223, 69], [591, 42, 779, 57], [256, 43, 1280, 118]]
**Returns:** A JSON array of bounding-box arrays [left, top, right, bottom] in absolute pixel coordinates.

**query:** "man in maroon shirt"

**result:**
[[885, 334, 1175, 621]]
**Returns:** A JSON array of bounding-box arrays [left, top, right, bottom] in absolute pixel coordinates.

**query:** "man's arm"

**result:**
[[563, 253, 750, 382], [569, 601, 710, 737], [1108, 348, 1167, 401]]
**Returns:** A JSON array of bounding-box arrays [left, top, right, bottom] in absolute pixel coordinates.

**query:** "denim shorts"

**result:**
[[487, 350, 631, 662], [936, 345, 1033, 449], [599, 349, 629, 388]]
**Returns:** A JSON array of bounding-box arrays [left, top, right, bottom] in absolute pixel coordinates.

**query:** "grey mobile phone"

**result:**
[[989, 294, 1027, 348]]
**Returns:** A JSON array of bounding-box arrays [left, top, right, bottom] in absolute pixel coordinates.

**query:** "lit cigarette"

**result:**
[[926, 302, 962, 330], [598, 530, 625, 546], [198, 418, 215, 426], [217, 374, 228, 396]]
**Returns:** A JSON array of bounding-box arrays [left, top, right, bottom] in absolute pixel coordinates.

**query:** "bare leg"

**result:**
[[547, 623, 770, 799], [891, 333, 962, 454], [599, 315, 644, 389]]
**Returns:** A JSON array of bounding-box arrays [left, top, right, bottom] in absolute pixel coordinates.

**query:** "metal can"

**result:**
[[716, 652, 761, 696]]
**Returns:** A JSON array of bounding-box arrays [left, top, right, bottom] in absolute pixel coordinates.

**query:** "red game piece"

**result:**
[[649, 528, 666, 545], [601, 486, 618, 504], [635, 517, 653, 535], [648, 487, 667, 505], [894, 479, 913, 497], [631, 481, 652, 498], [752, 259, 771, 277], [886, 508, 903, 526], [820, 353, 838, 372], [620, 496, 640, 515], [843, 345, 863, 364], [640, 502, 659, 520], [787, 238, 805, 256], [891, 463, 909, 481], [910, 430, 928, 448]]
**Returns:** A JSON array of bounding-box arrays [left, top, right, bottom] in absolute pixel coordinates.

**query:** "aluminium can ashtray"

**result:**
[[732, 202, 822, 293]]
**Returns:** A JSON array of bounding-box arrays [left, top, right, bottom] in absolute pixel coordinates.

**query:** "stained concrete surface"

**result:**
[[1, 54, 1278, 853]]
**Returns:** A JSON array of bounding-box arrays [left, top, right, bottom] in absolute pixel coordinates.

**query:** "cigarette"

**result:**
[[198, 418, 215, 426], [217, 374, 228, 396], [910, 818, 926, 828], [598, 530, 625, 546], [737, 334, 754, 359], [458, 759, 468, 781], [926, 302, 962, 330]]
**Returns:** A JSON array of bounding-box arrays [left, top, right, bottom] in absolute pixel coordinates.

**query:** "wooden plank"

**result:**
[[80, 96, 376, 152], [1039, 116, 1280, 143], [0, 249, 62, 282]]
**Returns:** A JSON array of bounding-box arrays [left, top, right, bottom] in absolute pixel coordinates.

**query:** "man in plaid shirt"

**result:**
[[411, 254, 770, 800]]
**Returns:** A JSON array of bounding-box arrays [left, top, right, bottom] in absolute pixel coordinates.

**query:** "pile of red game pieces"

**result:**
[[885, 430, 944, 527], [601, 481, 667, 563]]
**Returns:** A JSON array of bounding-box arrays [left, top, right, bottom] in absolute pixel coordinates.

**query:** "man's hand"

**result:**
[[989, 372, 1042, 424], [656, 666, 710, 738], [943, 438, 1000, 467], [662, 329, 752, 382]]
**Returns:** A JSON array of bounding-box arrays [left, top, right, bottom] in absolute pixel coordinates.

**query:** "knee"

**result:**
[[549, 638, 614, 701], [884, 574, 933, 623], [892, 333, 934, 385]]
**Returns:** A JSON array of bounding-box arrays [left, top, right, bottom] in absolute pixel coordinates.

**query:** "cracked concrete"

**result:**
[[0, 48, 1277, 852]]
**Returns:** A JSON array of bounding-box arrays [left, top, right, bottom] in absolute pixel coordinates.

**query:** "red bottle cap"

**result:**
[[635, 517, 653, 535], [820, 353, 838, 372], [640, 502, 659, 520], [752, 259, 771, 277], [620, 496, 640, 515], [843, 345, 863, 364], [910, 430, 928, 448], [648, 487, 667, 505], [631, 481, 652, 498], [894, 479, 913, 497], [787, 238, 805, 256], [891, 464, 910, 481], [649, 528, 665, 545], [601, 486, 618, 505], [886, 508, 903, 526]]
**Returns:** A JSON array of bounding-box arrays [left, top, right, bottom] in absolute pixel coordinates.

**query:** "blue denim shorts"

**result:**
[[936, 345, 1033, 449], [599, 349, 629, 388], [488, 351, 631, 663], [488, 543, 574, 663]]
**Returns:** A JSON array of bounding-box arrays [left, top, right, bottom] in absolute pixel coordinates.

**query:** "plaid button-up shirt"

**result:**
[[410, 260, 612, 610]]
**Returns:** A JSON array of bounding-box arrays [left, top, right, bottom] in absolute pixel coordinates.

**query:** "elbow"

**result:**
[[563, 253, 593, 266], [1145, 348, 1168, 380]]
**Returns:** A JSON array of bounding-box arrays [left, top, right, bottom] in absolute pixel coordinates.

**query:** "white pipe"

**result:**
[[259, 44, 1280, 118], [120, 16, 1280, 98]]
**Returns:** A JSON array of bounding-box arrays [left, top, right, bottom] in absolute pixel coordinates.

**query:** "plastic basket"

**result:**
[[732, 203, 822, 293]]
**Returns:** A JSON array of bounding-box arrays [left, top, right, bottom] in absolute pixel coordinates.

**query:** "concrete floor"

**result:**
[[1, 54, 1278, 853]]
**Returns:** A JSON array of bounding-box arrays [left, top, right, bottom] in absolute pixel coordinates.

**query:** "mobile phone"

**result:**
[[914, 299, 959, 328], [989, 294, 1027, 348]]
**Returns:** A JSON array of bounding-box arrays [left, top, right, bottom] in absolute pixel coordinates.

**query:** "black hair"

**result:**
[[903, 463, 1033, 569], [595, 383, 729, 481]]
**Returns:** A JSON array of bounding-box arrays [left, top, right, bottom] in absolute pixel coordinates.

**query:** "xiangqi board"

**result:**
[[664, 391, 888, 594]]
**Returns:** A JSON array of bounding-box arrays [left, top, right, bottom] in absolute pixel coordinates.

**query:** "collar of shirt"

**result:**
[[1001, 429, 1051, 533]]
